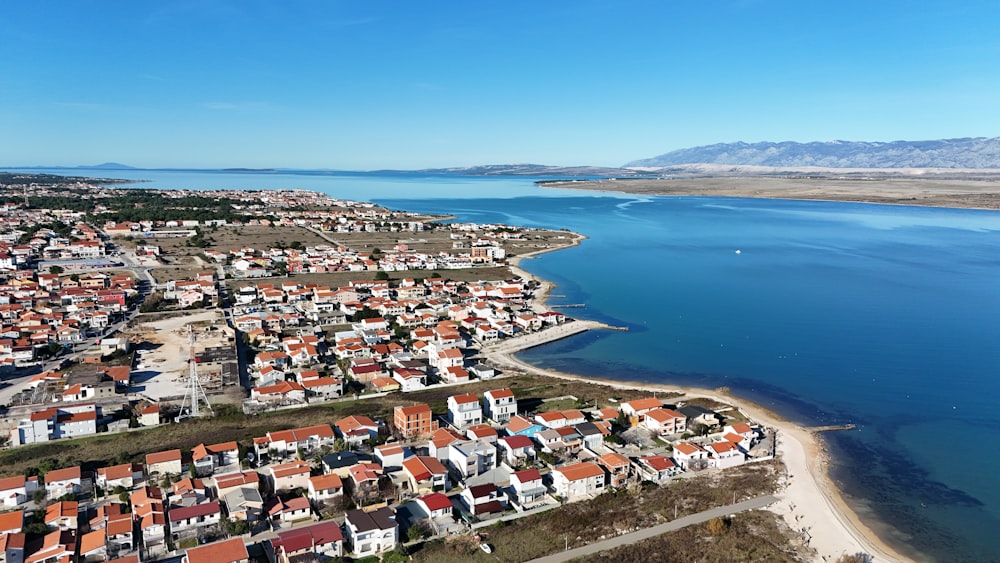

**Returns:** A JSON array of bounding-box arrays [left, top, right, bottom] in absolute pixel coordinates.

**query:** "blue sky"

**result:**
[[1, 1, 998, 169]]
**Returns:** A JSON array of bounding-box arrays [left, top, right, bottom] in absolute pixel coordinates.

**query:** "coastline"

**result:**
[[495, 236, 912, 562], [538, 176, 1000, 211]]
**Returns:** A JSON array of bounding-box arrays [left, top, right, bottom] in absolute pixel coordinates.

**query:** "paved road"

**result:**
[[526, 494, 779, 563]]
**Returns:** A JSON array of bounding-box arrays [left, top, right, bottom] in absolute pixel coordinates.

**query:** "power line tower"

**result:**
[[176, 326, 213, 422]]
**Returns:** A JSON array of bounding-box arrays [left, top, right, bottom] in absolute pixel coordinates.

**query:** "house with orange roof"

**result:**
[[484, 388, 517, 423], [722, 422, 757, 451], [447, 393, 482, 429], [643, 408, 687, 435], [0, 509, 23, 535], [265, 495, 312, 525], [426, 427, 466, 460], [145, 449, 182, 477], [138, 403, 161, 426], [621, 397, 666, 423], [504, 414, 545, 438], [706, 440, 746, 469], [347, 463, 384, 505], [307, 473, 344, 505], [335, 415, 380, 444], [254, 424, 335, 459], [79, 528, 107, 562], [402, 456, 449, 494], [96, 463, 143, 490], [371, 376, 401, 393], [301, 376, 343, 400], [43, 500, 78, 530], [267, 461, 312, 492], [390, 367, 426, 391], [43, 466, 81, 498], [672, 441, 709, 471], [551, 462, 605, 502], [598, 452, 633, 488], [181, 537, 249, 563], [0, 475, 36, 508], [638, 455, 679, 482], [25, 529, 76, 563], [465, 423, 498, 444], [374, 443, 411, 472], [213, 470, 261, 499], [393, 404, 437, 439]]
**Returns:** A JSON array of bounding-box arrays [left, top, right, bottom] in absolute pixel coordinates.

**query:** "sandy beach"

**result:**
[[541, 173, 1000, 211], [491, 243, 912, 562]]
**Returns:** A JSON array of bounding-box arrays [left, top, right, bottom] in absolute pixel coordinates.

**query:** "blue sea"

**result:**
[[19, 168, 1000, 562]]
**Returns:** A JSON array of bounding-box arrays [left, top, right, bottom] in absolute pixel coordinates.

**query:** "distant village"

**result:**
[[0, 177, 775, 563]]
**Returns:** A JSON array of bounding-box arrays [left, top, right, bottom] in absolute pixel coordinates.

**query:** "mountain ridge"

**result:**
[[626, 137, 1000, 169]]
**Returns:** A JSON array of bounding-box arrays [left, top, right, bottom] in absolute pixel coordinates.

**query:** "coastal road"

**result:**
[[526, 494, 778, 563]]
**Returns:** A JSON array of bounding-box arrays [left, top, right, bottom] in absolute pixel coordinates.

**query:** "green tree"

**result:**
[[48, 265, 64, 275], [374, 270, 389, 281]]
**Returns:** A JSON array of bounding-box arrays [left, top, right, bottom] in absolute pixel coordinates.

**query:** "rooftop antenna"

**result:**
[[177, 326, 213, 421]]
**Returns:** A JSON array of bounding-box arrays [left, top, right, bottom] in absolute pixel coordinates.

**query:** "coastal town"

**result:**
[[0, 174, 875, 563]]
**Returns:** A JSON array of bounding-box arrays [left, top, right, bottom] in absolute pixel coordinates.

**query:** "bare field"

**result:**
[[543, 176, 1000, 210], [204, 224, 331, 253]]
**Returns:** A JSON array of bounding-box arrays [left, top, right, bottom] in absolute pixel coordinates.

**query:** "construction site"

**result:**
[[130, 310, 244, 407]]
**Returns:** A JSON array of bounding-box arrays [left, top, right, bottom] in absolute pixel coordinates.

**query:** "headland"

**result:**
[[540, 167, 1000, 210]]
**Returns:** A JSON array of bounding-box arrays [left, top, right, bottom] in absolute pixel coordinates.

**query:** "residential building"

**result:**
[[550, 462, 605, 502], [344, 507, 397, 559], [270, 521, 343, 562], [393, 404, 437, 439], [447, 393, 482, 429], [483, 388, 517, 423], [182, 537, 249, 563]]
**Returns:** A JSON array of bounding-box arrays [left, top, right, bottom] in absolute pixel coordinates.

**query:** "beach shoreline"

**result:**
[[539, 175, 1000, 211], [492, 239, 913, 562]]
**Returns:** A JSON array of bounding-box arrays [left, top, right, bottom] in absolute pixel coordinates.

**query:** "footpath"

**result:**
[[526, 494, 779, 563]]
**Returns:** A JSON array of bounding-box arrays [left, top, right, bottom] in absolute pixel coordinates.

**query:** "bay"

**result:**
[[23, 168, 1000, 561]]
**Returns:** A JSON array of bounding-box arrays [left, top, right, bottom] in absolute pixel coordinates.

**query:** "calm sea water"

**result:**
[[21, 168, 1000, 561]]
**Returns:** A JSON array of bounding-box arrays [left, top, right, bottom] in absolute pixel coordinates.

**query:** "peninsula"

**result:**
[[539, 166, 1000, 210]]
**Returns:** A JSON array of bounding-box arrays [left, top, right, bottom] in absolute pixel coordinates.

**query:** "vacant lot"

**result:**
[[412, 460, 792, 563]]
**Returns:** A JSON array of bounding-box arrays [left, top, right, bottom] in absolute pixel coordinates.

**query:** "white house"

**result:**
[[483, 388, 517, 423], [550, 462, 605, 502], [447, 393, 482, 429], [345, 507, 397, 559], [447, 440, 498, 481], [672, 441, 709, 471], [509, 468, 547, 507]]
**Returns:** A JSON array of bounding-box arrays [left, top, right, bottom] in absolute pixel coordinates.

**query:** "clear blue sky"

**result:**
[[1, 1, 998, 169]]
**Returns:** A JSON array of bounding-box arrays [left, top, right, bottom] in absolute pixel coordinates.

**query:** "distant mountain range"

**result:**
[[626, 137, 1000, 169]]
